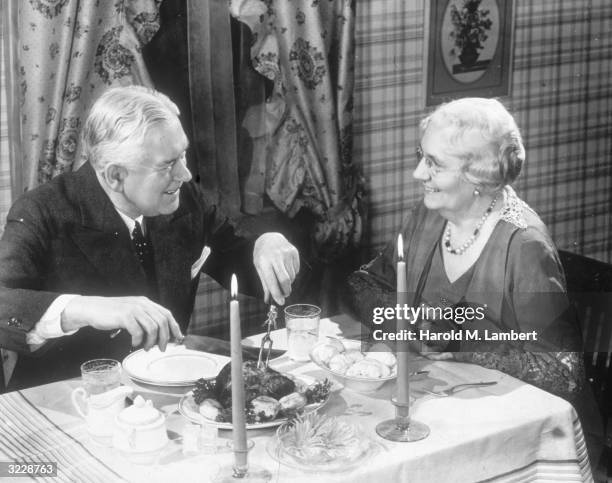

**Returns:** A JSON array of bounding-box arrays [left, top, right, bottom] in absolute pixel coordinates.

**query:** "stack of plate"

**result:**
[[122, 344, 230, 387]]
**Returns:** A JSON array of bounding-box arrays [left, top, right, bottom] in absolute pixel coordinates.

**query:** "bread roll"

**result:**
[[317, 344, 340, 364], [365, 351, 397, 369], [346, 359, 391, 378], [344, 349, 365, 364], [328, 354, 351, 374]]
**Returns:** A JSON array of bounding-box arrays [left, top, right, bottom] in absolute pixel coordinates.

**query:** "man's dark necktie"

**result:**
[[132, 221, 157, 297]]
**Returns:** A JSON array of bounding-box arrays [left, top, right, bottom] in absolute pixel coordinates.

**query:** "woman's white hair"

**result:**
[[420, 97, 525, 193], [82, 85, 180, 170]]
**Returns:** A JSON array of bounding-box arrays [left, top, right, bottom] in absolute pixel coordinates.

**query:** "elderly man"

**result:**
[[0, 86, 300, 390]]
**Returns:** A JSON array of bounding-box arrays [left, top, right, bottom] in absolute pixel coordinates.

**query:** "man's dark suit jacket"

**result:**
[[0, 163, 259, 389]]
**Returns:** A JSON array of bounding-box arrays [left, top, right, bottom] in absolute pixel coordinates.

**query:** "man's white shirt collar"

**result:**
[[115, 209, 144, 237]]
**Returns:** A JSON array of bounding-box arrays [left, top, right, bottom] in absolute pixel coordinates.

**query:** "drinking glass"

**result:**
[[80, 359, 122, 394], [71, 359, 126, 444], [284, 304, 321, 362]]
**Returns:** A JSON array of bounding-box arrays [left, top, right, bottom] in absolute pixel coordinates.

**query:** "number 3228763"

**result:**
[[0, 462, 58, 477]]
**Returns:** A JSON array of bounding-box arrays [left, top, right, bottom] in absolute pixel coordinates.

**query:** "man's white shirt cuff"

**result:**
[[26, 294, 80, 348]]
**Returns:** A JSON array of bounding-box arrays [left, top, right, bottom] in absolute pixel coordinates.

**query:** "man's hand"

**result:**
[[61, 296, 183, 351], [253, 233, 300, 305]]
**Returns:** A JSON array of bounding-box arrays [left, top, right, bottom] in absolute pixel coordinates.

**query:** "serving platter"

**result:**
[[122, 345, 230, 386], [178, 376, 330, 430]]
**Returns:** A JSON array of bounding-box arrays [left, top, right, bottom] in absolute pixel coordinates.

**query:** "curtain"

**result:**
[[1, 0, 20, 232], [186, 0, 242, 215], [231, 0, 364, 262], [17, 0, 160, 191], [143, 0, 245, 216]]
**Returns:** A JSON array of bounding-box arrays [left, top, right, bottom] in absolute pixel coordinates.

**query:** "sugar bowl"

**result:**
[[112, 395, 168, 464]]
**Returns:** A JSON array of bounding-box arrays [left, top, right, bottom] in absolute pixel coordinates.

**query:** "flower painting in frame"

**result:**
[[425, 0, 515, 106]]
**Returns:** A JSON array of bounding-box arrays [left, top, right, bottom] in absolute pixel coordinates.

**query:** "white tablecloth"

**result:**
[[0, 316, 593, 483]]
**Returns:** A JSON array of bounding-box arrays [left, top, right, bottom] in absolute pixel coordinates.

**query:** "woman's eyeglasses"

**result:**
[[416, 145, 443, 176], [416, 146, 462, 177]]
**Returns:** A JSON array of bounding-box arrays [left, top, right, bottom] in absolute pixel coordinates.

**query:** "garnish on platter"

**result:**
[[179, 361, 331, 429], [267, 412, 379, 472]]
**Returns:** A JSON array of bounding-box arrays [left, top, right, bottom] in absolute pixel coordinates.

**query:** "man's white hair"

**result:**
[[82, 85, 180, 170]]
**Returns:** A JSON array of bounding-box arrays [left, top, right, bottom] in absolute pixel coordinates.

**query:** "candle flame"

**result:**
[[397, 234, 404, 261], [230, 274, 238, 299]]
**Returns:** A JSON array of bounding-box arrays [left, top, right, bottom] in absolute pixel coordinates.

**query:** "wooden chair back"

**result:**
[[558, 250, 612, 445]]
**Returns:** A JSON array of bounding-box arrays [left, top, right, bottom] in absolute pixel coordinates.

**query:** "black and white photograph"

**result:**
[[0, 1, 611, 482]]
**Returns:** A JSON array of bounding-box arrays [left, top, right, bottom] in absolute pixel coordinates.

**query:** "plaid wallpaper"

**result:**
[[354, 0, 612, 263], [189, 275, 268, 338]]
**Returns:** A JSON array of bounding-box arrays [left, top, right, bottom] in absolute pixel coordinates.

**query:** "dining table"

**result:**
[[0, 314, 594, 483]]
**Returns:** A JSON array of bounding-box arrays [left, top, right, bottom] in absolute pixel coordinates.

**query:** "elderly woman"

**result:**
[[348, 97, 603, 467]]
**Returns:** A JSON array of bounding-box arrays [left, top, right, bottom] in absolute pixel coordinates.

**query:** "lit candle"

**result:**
[[229, 274, 248, 468], [396, 234, 410, 405]]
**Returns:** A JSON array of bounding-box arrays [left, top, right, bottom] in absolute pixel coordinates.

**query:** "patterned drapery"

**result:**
[[231, 0, 364, 261], [17, 0, 160, 190]]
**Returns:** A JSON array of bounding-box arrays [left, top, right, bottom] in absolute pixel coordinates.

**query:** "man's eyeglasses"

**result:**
[[130, 152, 187, 174]]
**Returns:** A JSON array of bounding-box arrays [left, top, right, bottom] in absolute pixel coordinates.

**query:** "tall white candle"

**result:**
[[396, 234, 410, 405], [229, 274, 248, 467]]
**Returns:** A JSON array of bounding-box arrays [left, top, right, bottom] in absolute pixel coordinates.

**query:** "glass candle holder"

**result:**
[[211, 440, 271, 483], [375, 397, 430, 442]]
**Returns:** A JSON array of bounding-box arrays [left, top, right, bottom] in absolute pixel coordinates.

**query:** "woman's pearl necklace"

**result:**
[[444, 195, 498, 255]]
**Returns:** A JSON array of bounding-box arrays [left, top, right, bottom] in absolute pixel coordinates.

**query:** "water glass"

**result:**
[[71, 359, 126, 444], [285, 304, 321, 362], [80, 359, 122, 395]]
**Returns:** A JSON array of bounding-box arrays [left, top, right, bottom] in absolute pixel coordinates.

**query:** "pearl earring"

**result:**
[[473, 189, 480, 196]]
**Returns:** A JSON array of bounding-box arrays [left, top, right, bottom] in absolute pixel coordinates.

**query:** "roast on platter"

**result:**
[[184, 361, 331, 426]]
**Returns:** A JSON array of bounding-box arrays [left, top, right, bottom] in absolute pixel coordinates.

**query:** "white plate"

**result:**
[[242, 328, 289, 352], [178, 376, 330, 430], [122, 344, 230, 386], [241, 320, 348, 352]]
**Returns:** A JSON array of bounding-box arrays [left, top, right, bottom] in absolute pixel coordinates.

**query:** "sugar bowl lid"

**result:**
[[117, 395, 163, 426]]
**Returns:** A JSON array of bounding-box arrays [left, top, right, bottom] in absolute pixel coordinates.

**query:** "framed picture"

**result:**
[[424, 0, 515, 106]]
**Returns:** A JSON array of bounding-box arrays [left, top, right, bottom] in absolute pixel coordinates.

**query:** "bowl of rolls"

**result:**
[[309, 339, 397, 393]]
